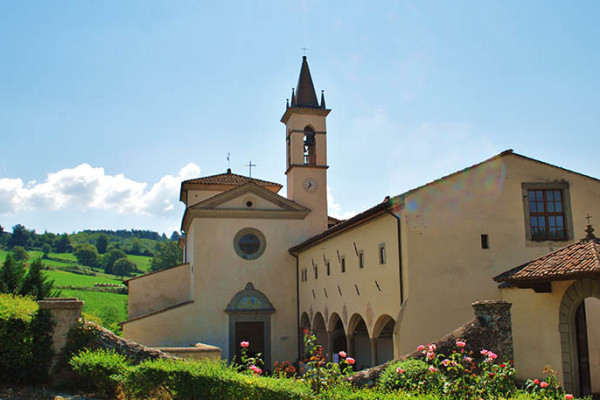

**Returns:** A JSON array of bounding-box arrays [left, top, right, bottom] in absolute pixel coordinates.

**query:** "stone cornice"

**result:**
[[281, 107, 331, 124]]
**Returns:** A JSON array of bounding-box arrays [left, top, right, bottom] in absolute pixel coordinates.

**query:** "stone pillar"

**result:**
[[38, 297, 84, 364], [472, 300, 513, 362], [370, 338, 379, 366], [346, 335, 354, 358]]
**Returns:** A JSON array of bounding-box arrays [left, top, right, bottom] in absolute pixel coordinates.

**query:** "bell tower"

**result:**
[[281, 56, 330, 233]]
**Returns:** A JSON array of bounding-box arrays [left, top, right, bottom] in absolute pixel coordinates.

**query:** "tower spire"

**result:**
[[294, 56, 319, 108]]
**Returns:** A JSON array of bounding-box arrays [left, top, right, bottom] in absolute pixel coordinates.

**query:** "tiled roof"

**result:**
[[182, 171, 282, 188], [494, 233, 600, 283]]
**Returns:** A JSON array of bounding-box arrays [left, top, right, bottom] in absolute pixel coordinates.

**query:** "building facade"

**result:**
[[123, 57, 600, 396]]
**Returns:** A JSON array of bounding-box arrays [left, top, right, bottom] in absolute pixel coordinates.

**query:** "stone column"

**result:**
[[472, 300, 513, 362], [370, 338, 379, 366], [38, 297, 84, 364]]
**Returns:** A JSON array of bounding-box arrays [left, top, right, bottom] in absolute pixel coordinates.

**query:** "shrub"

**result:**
[[123, 358, 313, 400], [0, 293, 54, 384], [378, 358, 429, 392], [70, 348, 131, 397]]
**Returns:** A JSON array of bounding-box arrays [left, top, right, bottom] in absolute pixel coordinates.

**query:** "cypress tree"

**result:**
[[20, 258, 56, 300]]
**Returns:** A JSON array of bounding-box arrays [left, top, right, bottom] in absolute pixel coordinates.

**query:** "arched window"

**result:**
[[304, 127, 316, 166]]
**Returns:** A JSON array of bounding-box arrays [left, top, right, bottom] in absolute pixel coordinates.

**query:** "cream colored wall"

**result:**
[[186, 190, 224, 206], [395, 154, 600, 359], [585, 297, 600, 393], [127, 263, 192, 318], [217, 195, 284, 210], [298, 214, 400, 341], [501, 281, 571, 381]]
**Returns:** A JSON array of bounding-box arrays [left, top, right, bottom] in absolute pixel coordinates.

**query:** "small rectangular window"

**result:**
[[481, 234, 489, 249], [326, 260, 330, 276], [314, 264, 318, 280], [341, 257, 346, 273], [359, 251, 365, 269], [379, 244, 386, 264]]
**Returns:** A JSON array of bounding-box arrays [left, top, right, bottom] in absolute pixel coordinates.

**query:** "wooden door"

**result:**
[[576, 302, 592, 396], [235, 321, 265, 362]]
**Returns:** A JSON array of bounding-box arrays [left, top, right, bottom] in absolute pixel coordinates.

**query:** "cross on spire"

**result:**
[[586, 213, 592, 225], [301, 47, 308, 56], [246, 161, 256, 178]]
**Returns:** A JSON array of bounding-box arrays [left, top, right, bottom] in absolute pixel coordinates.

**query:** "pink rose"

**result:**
[[565, 395, 573, 400], [487, 351, 498, 360], [533, 379, 540, 385], [240, 341, 249, 348], [417, 345, 426, 352], [540, 382, 549, 388], [464, 356, 473, 363], [426, 352, 435, 360], [428, 344, 437, 352], [345, 357, 355, 365], [480, 349, 489, 356], [441, 359, 451, 367], [249, 365, 262, 374], [456, 340, 466, 348], [428, 366, 437, 372], [338, 351, 347, 358], [396, 367, 404, 374]]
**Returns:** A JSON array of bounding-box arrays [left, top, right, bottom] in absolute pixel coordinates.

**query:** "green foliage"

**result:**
[[124, 358, 313, 400], [1, 254, 24, 293], [42, 243, 52, 258], [12, 245, 29, 262], [74, 243, 99, 267], [103, 248, 127, 274], [151, 241, 183, 272], [20, 258, 58, 300], [8, 224, 32, 249], [0, 294, 54, 384], [96, 234, 108, 254], [55, 233, 73, 253], [524, 365, 567, 399], [113, 257, 136, 278], [70, 349, 131, 397], [379, 359, 429, 392], [60, 289, 127, 334]]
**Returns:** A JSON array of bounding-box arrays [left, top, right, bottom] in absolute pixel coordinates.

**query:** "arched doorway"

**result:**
[[312, 312, 327, 356], [327, 313, 347, 362], [226, 282, 274, 369], [300, 312, 311, 357], [347, 313, 372, 370], [372, 314, 396, 365], [559, 279, 600, 396]]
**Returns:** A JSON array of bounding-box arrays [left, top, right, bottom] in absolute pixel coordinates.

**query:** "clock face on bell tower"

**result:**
[[303, 177, 318, 193]]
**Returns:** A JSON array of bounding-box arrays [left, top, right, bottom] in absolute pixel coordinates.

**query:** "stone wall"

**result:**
[[350, 300, 513, 386]]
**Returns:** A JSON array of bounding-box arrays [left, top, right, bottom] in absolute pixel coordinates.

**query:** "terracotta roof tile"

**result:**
[[494, 236, 600, 283], [182, 171, 282, 188]]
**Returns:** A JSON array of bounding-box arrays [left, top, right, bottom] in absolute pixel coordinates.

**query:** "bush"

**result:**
[[70, 348, 131, 397], [124, 358, 313, 400], [0, 293, 54, 384], [378, 359, 429, 392]]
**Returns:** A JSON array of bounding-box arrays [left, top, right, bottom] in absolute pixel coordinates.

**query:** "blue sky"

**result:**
[[1, 1, 599, 235]]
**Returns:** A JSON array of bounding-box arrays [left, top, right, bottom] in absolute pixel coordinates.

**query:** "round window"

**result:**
[[233, 228, 266, 260]]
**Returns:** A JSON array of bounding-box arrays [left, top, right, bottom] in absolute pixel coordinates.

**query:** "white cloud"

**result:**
[[327, 186, 357, 221], [0, 163, 201, 217]]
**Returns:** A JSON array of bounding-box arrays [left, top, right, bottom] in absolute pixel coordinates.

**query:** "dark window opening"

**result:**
[[355, 284, 360, 296], [341, 257, 346, 273], [481, 234, 489, 249], [326, 261, 330, 276], [314, 265, 318, 280], [246, 201, 253, 208], [379, 245, 386, 264], [359, 251, 365, 269]]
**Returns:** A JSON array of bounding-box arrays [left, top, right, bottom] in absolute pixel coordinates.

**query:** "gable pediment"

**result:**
[[181, 183, 310, 231]]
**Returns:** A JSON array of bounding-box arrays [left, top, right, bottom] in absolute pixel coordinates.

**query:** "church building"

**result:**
[[122, 56, 600, 396]]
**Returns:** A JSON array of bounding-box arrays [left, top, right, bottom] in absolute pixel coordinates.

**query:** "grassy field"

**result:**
[[45, 270, 124, 287], [127, 254, 152, 272], [60, 289, 128, 328]]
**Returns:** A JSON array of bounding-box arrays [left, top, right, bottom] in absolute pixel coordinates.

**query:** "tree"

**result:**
[[12, 246, 29, 263], [8, 224, 31, 249], [20, 258, 56, 300], [151, 241, 183, 272], [0, 254, 24, 294], [102, 248, 127, 274], [113, 257, 135, 279], [42, 243, 52, 258], [54, 233, 73, 253], [74, 244, 98, 267], [96, 234, 108, 254]]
